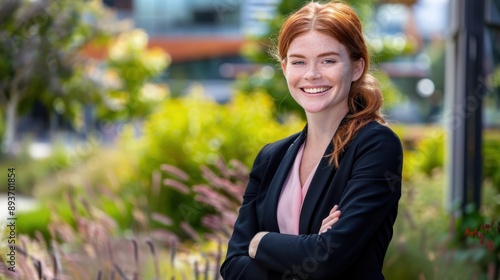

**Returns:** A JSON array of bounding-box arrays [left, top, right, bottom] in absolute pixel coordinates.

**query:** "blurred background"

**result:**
[[0, 0, 499, 279]]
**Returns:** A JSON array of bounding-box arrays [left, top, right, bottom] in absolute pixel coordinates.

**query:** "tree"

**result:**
[[95, 29, 170, 121], [0, 0, 97, 154], [0, 0, 169, 155]]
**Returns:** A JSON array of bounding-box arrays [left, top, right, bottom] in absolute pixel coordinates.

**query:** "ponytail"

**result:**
[[330, 74, 385, 167]]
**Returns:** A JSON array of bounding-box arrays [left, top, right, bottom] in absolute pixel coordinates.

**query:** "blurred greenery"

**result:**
[[0, 0, 107, 154], [135, 90, 304, 220], [97, 29, 170, 121], [0, 0, 169, 155], [484, 131, 500, 194], [26, 90, 304, 237], [1, 191, 217, 279]]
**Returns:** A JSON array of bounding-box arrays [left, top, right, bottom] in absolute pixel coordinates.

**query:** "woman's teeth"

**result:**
[[302, 87, 331, 93]]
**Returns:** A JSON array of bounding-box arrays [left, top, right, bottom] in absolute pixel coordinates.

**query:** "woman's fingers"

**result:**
[[322, 209, 341, 224], [319, 205, 342, 234], [330, 205, 338, 214], [319, 217, 339, 234]]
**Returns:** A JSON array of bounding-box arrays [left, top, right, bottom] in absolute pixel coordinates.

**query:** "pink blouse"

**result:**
[[277, 143, 320, 235]]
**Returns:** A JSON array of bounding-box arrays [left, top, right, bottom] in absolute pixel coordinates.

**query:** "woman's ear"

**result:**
[[352, 58, 365, 82], [281, 60, 287, 75]]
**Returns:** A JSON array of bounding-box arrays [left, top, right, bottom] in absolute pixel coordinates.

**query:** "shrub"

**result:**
[[27, 91, 303, 238], [129, 91, 304, 233], [484, 130, 500, 195], [0, 194, 223, 280]]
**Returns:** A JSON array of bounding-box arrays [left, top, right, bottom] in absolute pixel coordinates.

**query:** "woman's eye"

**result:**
[[323, 59, 336, 64], [291, 61, 305, 65]]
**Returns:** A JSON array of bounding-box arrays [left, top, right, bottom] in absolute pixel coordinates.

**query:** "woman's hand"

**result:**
[[249, 231, 269, 259], [319, 205, 341, 234]]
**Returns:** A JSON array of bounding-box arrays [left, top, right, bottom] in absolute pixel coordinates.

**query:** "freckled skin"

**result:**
[[281, 30, 364, 119]]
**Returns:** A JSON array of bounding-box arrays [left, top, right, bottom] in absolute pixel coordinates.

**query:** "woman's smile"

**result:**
[[301, 86, 332, 94]]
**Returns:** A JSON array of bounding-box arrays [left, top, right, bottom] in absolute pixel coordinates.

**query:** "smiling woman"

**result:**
[[220, 1, 402, 279], [281, 30, 364, 125]]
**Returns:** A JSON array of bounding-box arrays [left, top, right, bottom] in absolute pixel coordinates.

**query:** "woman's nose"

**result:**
[[305, 65, 321, 80]]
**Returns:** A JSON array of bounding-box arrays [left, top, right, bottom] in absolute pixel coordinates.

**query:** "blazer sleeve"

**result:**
[[220, 145, 281, 279], [253, 125, 402, 279]]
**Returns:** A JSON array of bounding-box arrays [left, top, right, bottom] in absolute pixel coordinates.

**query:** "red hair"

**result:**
[[271, 1, 385, 167]]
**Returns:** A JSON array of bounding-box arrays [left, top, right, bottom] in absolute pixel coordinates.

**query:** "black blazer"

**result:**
[[220, 121, 403, 280]]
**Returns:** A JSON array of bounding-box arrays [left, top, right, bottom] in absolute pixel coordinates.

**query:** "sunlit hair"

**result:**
[[271, 0, 385, 167]]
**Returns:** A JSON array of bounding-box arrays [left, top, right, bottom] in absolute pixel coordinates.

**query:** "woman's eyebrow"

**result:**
[[288, 51, 341, 58]]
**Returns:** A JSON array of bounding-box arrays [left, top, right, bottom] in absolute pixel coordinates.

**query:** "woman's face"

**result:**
[[281, 30, 364, 117]]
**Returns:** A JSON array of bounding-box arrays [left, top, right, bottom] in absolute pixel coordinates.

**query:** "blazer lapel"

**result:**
[[261, 129, 306, 233], [298, 142, 336, 234]]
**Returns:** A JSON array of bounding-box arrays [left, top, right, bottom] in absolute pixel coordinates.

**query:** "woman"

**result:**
[[220, 1, 402, 279]]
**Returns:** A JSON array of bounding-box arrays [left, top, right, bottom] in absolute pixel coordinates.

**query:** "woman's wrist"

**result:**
[[249, 231, 269, 259]]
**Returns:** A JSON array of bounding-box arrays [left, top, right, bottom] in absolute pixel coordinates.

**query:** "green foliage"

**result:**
[[382, 165, 483, 279], [452, 205, 499, 274], [484, 131, 500, 193], [0, 184, 222, 279], [459, 129, 500, 277], [0, 0, 107, 153], [0, 0, 169, 154], [0, 0, 105, 112], [15, 207, 56, 241], [0, 113, 3, 151], [367, 33, 416, 64], [132, 90, 304, 233], [29, 144, 140, 229], [20, 90, 303, 238], [395, 127, 499, 188], [384, 241, 481, 279], [412, 128, 445, 177], [374, 70, 407, 110], [97, 29, 170, 121], [389, 125, 444, 181], [377, 127, 500, 277], [139, 90, 303, 172]]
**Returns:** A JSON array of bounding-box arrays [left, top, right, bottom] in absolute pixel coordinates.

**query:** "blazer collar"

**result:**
[[261, 126, 306, 233], [261, 125, 338, 234]]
